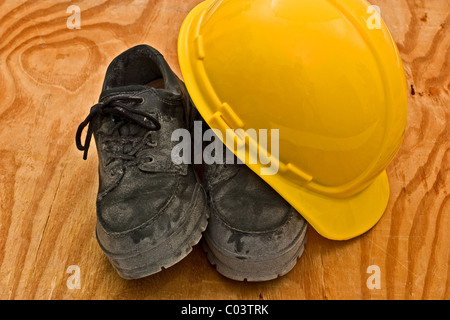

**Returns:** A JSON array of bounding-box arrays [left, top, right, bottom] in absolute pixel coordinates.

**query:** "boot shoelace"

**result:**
[[76, 95, 161, 164]]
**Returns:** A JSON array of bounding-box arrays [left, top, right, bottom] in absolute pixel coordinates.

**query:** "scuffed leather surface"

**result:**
[[91, 45, 205, 257], [96, 169, 205, 256], [204, 147, 307, 259]]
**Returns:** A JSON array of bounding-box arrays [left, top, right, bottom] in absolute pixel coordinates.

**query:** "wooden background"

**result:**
[[0, 0, 448, 300]]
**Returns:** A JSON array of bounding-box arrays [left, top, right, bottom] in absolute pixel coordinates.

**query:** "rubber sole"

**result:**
[[96, 184, 209, 280], [202, 223, 308, 282]]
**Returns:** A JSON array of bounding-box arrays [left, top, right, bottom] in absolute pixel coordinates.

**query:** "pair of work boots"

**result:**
[[76, 45, 307, 281]]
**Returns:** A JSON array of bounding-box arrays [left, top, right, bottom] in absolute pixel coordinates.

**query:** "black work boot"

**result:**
[[76, 45, 209, 280], [195, 112, 308, 282]]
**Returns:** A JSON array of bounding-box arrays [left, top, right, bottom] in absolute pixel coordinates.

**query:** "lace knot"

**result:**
[[76, 95, 161, 161]]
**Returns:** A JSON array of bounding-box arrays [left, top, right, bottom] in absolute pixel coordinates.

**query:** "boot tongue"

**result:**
[[101, 84, 156, 138], [99, 85, 159, 155], [99, 85, 149, 101], [118, 121, 144, 137]]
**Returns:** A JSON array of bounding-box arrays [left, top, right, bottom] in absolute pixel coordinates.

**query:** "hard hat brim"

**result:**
[[261, 168, 390, 241], [178, 0, 391, 241]]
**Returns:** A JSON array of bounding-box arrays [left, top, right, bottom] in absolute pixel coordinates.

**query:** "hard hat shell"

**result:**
[[178, 0, 407, 240]]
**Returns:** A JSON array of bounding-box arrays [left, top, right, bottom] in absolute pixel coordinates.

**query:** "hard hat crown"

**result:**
[[178, 0, 407, 240]]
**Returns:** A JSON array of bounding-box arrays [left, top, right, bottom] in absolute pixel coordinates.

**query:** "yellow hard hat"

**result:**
[[178, 0, 407, 240]]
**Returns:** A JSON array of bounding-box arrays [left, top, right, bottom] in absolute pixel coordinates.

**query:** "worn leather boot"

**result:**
[[76, 45, 209, 280], [194, 112, 308, 282]]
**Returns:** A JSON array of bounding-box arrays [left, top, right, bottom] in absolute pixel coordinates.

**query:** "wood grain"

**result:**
[[0, 0, 448, 300]]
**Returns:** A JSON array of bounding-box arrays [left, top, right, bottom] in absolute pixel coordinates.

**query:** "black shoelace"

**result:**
[[76, 95, 161, 161]]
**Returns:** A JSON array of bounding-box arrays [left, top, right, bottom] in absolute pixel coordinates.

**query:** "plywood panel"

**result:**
[[0, 0, 448, 300]]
